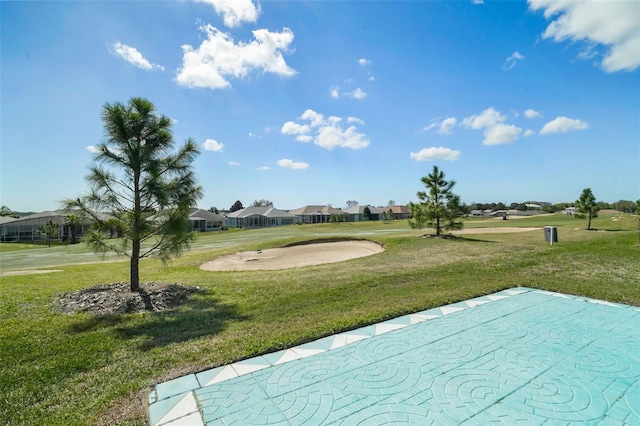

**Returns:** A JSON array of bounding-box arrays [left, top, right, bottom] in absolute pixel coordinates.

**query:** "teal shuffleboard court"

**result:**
[[149, 288, 640, 425]]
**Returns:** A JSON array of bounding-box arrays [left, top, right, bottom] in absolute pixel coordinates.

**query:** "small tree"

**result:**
[[387, 200, 396, 206], [103, 217, 126, 239], [408, 165, 463, 236], [230, 200, 244, 212], [252, 199, 273, 208], [575, 188, 599, 230], [63, 97, 202, 292], [66, 213, 83, 244], [345, 200, 358, 209], [613, 200, 638, 213], [38, 220, 59, 247], [363, 206, 372, 220], [381, 209, 394, 223], [0, 206, 19, 218]]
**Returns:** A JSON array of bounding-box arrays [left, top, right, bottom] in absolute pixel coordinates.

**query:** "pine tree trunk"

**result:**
[[130, 244, 140, 292], [587, 212, 592, 230]]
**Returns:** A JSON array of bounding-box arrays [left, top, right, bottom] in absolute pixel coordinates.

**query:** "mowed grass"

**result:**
[[1, 214, 639, 425]]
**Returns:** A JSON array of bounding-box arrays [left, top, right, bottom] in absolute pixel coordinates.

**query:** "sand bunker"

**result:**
[[200, 240, 384, 271]]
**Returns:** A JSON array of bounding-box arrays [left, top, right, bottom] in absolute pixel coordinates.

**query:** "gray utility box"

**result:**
[[544, 226, 558, 244]]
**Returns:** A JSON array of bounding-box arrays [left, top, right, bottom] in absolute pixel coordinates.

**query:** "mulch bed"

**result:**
[[53, 282, 203, 315]]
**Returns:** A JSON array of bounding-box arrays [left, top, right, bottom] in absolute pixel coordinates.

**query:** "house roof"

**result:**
[[0, 216, 18, 224], [1, 210, 78, 225], [188, 208, 225, 222], [226, 206, 297, 219], [289, 205, 344, 215], [386, 205, 409, 214], [344, 205, 384, 214]]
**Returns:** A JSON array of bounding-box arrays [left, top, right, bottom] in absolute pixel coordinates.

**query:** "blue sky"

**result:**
[[2, 0, 639, 212]]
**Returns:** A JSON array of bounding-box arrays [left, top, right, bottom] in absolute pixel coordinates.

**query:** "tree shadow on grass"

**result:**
[[454, 236, 497, 243], [420, 234, 497, 243], [68, 293, 246, 351]]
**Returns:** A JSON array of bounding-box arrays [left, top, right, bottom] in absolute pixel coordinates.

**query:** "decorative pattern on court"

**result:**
[[148, 288, 640, 425]]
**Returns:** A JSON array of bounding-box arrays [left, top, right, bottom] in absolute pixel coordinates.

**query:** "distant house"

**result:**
[[0, 210, 95, 243], [488, 210, 508, 218], [563, 207, 577, 215], [188, 208, 225, 231], [344, 205, 383, 222], [525, 203, 543, 210], [386, 205, 411, 220], [470, 210, 484, 217], [289, 205, 345, 224], [225, 206, 297, 229]]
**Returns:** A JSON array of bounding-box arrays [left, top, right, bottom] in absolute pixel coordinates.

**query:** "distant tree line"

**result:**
[[468, 199, 638, 214]]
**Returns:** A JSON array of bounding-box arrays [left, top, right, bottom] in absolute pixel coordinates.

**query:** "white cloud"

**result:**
[[296, 135, 313, 143], [176, 24, 296, 90], [423, 117, 457, 135], [483, 124, 522, 145], [359, 58, 371, 66], [281, 121, 310, 136], [346, 88, 367, 99], [300, 109, 325, 127], [462, 107, 506, 129], [462, 108, 522, 145], [472, 0, 485, 4], [111, 42, 164, 71], [368, 75, 376, 82], [524, 108, 542, 119], [256, 166, 271, 170], [528, 0, 640, 72], [283, 109, 370, 150], [539, 116, 589, 134], [277, 159, 310, 170], [435, 117, 457, 135], [228, 161, 240, 166], [503, 51, 525, 70], [195, 0, 260, 28], [203, 139, 224, 152], [523, 129, 536, 137], [330, 86, 367, 99], [410, 147, 461, 161]]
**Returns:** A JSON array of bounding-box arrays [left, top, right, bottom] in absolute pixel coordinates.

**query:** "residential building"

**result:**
[[0, 210, 94, 243], [344, 205, 383, 222], [386, 205, 411, 220], [189, 208, 225, 231], [224, 206, 297, 228], [289, 205, 345, 224]]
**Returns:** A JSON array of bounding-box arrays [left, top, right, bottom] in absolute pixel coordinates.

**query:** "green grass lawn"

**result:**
[[1, 214, 639, 425]]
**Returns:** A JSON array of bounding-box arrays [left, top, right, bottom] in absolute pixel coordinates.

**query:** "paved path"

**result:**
[[149, 288, 640, 425]]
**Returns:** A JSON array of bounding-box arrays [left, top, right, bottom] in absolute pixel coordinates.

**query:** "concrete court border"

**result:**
[[149, 288, 640, 425]]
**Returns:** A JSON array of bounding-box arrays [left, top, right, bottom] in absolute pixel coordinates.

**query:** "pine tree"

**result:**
[[408, 165, 464, 236], [575, 188, 599, 230], [63, 98, 202, 292]]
